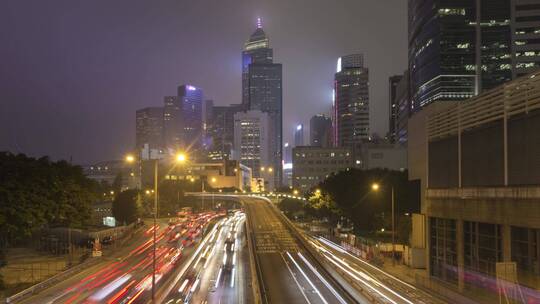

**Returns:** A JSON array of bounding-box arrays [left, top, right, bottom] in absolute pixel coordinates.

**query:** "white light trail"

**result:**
[[297, 252, 348, 304], [215, 268, 222, 288], [317, 237, 416, 290], [178, 279, 189, 293], [286, 252, 329, 304], [230, 267, 236, 288]]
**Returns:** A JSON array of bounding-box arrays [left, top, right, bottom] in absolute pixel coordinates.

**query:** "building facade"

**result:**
[[310, 114, 332, 148], [163, 96, 181, 150], [388, 75, 403, 142], [292, 146, 352, 193], [294, 124, 304, 147], [409, 71, 540, 294], [206, 104, 242, 161], [233, 110, 271, 181], [178, 85, 204, 156], [395, 72, 411, 145], [512, 0, 540, 78], [135, 107, 163, 150], [358, 143, 407, 171], [242, 20, 283, 186], [408, 0, 512, 112], [333, 54, 370, 153]]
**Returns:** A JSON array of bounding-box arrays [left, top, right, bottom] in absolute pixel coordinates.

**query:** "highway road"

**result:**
[[242, 196, 355, 304], [18, 213, 219, 304], [162, 211, 252, 304], [307, 236, 448, 304]]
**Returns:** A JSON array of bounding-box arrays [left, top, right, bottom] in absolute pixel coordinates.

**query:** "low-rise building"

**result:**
[[292, 146, 352, 193], [358, 142, 407, 171]]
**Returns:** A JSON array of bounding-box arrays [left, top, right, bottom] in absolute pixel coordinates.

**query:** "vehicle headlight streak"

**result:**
[[311, 239, 414, 304], [317, 237, 416, 290], [297, 252, 348, 304], [286, 251, 329, 304]]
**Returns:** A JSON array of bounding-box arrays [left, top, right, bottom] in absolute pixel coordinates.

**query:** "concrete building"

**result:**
[[164, 160, 252, 191], [283, 142, 293, 188], [233, 110, 271, 182], [358, 142, 407, 171], [388, 75, 403, 143], [333, 54, 370, 153], [310, 114, 332, 148], [242, 19, 283, 187], [512, 1, 540, 78], [135, 107, 163, 150], [83, 160, 137, 189], [294, 124, 304, 147], [206, 104, 242, 161], [163, 96, 181, 150], [409, 71, 540, 293], [292, 146, 352, 193]]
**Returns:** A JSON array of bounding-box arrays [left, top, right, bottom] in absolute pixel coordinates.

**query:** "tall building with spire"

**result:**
[[241, 18, 283, 187]]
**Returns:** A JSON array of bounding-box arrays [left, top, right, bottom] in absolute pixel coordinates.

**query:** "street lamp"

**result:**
[[125, 152, 186, 302], [371, 182, 396, 265], [293, 189, 299, 196], [176, 153, 187, 163]]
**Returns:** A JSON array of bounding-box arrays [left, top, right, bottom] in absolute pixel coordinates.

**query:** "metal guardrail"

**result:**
[[5, 256, 102, 303]]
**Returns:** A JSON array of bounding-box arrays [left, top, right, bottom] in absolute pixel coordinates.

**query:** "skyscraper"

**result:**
[[309, 114, 332, 148], [388, 75, 403, 143], [135, 107, 164, 150], [408, 0, 512, 111], [178, 85, 203, 156], [294, 124, 304, 147], [163, 96, 181, 150], [233, 110, 270, 179], [333, 54, 370, 153], [512, 1, 540, 78], [207, 104, 243, 161], [242, 19, 283, 186], [395, 71, 410, 145]]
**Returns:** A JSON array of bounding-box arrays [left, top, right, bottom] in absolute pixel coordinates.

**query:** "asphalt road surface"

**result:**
[[242, 196, 353, 304]]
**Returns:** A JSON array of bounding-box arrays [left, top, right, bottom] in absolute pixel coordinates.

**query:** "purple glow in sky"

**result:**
[[0, 0, 407, 164]]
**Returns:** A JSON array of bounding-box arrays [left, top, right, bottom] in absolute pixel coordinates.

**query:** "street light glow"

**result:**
[[371, 183, 380, 191], [125, 154, 135, 163], [176, 153, 187, 163], [211, 177, 217, 183]]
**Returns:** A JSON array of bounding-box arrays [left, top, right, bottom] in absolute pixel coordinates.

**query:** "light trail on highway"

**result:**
[[21, 212, 221, 304]]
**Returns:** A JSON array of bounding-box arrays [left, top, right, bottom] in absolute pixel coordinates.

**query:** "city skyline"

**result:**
[[0, 0, 407, 164]]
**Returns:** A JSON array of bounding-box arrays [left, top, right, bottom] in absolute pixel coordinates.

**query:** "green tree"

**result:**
[[112, 189, 141, 224], [278, 198, 305, 217], [313, 168, 419, 234]]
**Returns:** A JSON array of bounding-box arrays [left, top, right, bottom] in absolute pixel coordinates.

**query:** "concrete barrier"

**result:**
[[5, 256, 102, 303]]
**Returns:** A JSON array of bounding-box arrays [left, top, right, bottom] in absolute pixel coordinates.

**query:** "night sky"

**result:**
[[0, 0, 407, 164]]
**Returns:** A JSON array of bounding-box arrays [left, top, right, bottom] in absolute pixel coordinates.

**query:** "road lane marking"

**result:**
[[280, 252, 312, 304]]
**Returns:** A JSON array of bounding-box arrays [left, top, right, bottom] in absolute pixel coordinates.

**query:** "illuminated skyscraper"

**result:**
[[242, 18, 283, 186], [294, 124, 304, 147], [333, 54, 370, 153], [177, 85, 203, 155], [409, 0, 512, 111]]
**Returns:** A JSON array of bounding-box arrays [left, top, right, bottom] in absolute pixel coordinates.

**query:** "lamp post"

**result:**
[[371, 183, 396, 266], [125, 152, 186, 302]]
